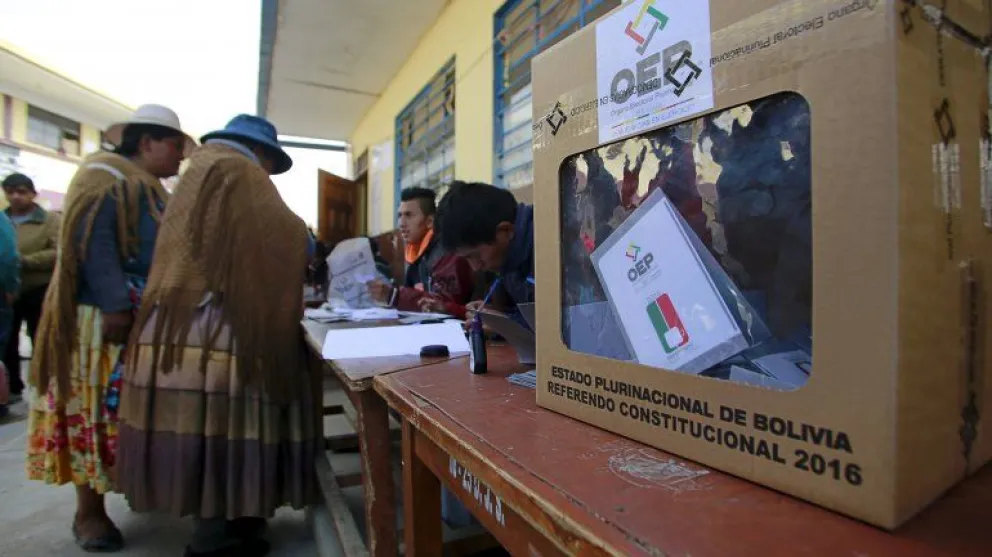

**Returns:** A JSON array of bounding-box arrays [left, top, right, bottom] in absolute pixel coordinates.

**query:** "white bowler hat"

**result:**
[[104, 104, 196, 156]]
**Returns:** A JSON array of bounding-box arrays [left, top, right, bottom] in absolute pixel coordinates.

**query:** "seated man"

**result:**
[[435, 181, 534, 315], [368, 187, 474, 317]]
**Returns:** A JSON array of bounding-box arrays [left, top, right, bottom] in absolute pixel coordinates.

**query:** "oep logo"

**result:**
[[611, 0, 703, 104], [625, 243, 655, 282]]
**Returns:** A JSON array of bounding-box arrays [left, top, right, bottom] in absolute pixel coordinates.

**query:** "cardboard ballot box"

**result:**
[[532, 0, 991, 528]]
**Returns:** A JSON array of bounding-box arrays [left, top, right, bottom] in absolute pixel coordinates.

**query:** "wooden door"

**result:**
[[318, 170, 358, 249]]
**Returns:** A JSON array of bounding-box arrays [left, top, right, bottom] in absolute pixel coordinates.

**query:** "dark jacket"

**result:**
[[394, 235, 474, 318], [499, 203, 535, 306], [76, 188, 163, 313], [6, 205, 59, 292]]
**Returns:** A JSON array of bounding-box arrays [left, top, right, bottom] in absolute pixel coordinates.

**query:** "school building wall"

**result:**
[[1, 93, 108, 210], [349, 0, 504, 230]]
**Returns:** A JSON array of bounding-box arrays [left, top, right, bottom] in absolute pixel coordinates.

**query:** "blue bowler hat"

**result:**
[[201, 114, 293, 175]]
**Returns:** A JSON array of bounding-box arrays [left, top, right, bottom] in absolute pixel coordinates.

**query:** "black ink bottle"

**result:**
[[469, 318, 487, 374]]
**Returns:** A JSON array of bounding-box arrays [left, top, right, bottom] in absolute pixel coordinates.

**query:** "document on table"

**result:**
[[398, 311, 454, 324], [321, 321, 470, 360], [326, 238, 382, 309], [303, 307, 350, 323], [304, 306, 399, 322], [348, 307, 400, 321], [591, 190, 747, 373]]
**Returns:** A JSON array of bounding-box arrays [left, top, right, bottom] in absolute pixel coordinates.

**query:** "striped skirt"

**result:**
[[117, 312, 322, 519]]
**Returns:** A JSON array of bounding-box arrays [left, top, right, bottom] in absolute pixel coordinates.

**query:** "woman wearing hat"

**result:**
[[26, 104, 193, 552], [117, 114, 320, 557]]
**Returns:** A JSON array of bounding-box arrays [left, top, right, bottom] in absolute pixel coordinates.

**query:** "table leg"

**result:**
[[354, 389, 398, 557], [403, 420, 442, 556]]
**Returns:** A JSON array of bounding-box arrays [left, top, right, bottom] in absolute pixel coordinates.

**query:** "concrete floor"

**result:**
[[0, 347, 318, 557]]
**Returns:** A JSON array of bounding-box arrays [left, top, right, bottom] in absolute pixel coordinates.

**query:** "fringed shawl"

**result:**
[[130, 143, 307, 402], [31, 152, 169, 401]]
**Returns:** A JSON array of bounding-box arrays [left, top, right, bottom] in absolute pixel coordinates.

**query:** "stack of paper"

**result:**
[[304, 305, 400, 323], [348, 308, 400, 321], [507, 370, 537, 389], [303, 307, 350, 323], [397, 311, 454, 324]]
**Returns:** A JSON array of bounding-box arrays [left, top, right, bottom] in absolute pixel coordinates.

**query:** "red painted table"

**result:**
[[376, 344, 992, 556]]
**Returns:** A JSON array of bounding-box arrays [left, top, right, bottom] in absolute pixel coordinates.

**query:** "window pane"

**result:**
[[395, 59, 456, 198], [27, 105, 81, 155], [494, 0, 621, 189]]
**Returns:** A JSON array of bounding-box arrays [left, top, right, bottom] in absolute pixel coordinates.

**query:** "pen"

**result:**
[[479, 278, 502, 313], [526, 276, 535, 285]]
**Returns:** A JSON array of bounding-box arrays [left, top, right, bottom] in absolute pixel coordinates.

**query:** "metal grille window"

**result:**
[[494, 0, 618, 190], [27, 105, 81, 155], [395, 58, 456, 206]]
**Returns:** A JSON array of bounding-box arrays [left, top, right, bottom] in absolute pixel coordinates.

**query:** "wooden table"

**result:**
[[375, 344, 992, 557], [302, 319, 466, 557]]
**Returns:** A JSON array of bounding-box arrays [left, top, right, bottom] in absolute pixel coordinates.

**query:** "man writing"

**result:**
[[435, 181, 534, 321], [367, 187, 474, 318]]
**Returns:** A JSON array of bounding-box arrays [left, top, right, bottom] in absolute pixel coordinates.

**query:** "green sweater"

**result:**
[[6, 205, 59, 292]]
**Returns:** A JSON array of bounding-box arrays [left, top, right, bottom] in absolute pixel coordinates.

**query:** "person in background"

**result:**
[[436, 181, 534, 319], [0, 210, 20, 417], [367, 187, 474, 318], [2, 173, 60, 400], [117, 114, 320, 557], [25, 104, 193, 552]]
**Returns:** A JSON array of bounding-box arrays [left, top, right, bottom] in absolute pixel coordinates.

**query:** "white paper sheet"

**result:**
[[591, 191, 746, 373], [321, 321, 470, 360], [326, 238, 384, 309]]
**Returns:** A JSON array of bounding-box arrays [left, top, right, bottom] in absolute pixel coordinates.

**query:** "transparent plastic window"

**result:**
[[559, 92, 811, 390]]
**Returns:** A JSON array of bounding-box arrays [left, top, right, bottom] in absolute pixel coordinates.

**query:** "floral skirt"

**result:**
[[26, 306, 123, 493]]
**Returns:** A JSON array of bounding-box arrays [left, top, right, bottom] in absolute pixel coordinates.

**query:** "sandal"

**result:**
[[184, 538, 271, 557], [71, 522, 124, 553]]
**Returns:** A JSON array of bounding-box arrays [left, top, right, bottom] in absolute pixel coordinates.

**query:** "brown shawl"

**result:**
[[130, 143, 307, 402], [31, 152, 168, 400]]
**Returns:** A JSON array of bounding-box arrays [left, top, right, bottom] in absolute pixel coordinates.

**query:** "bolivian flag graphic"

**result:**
[[646, 293, 689, 354]]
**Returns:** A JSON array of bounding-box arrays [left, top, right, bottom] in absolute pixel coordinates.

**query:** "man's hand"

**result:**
[[462, 300, 489, 331], [366, 280, 394, 305], [102, 311, 134, 345], [417, 295, 446, 314]]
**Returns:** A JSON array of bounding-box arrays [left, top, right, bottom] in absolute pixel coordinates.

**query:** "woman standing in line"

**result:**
[[117, 115, 320, 557], [25, 104, 192, 552]]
